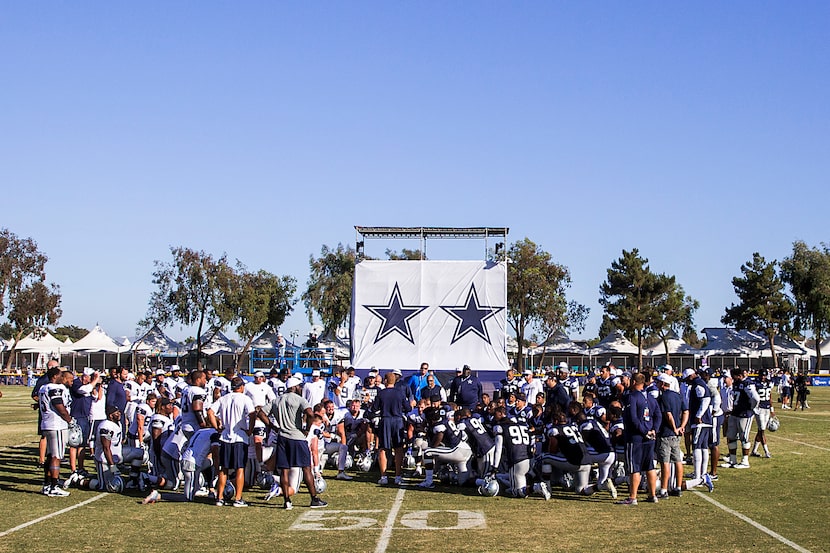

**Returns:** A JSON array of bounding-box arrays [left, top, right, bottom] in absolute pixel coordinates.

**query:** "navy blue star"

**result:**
[[440, 284, 504, 345], [364, 282, 427, 344]]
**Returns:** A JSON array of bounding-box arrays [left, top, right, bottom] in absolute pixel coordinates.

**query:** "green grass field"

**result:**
[[0, 385, 827, 553]]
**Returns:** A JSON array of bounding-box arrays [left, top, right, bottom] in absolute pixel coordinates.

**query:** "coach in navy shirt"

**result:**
[[450, 365, 482, 410], [620, 373, 661, 505]]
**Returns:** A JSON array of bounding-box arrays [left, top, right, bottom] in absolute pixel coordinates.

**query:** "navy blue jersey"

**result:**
[[548, 422, 589, 465], [494, 419, 531, 464], [755, 379, 772, 409], [498, 377, 522, 400], [579, 419, 612, 454], [457, 415, 495, 456], [595, 376, 617, 407], [371, 387, 409, 419], [406, 409, 428, 437], [687, 376, 713, 426], [732, 380, 757, 418], [428, 416, 463, 448]]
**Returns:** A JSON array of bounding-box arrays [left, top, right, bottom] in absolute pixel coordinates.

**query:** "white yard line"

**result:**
[[777, 414, 830, 422], [374, 488, 406, 553], [771, 435, 830, 453], [694, 492, 812, 553], [0, 493, 107, 538]]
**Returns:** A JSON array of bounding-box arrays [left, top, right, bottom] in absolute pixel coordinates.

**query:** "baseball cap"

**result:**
[[557, 362, 569, 371], [231, 376, 246, 390], [105, 405, 120, 416], [462, 364, 471, 370], [681, 368, 696, 379], [254, 371, 265, 378], [311, 369, 321, 377], [522, 369, 533, 376], [662, 364, 674, 372], [155, 368, 166, 376], [391, 368, 402, 376], [83, 367, 96, 376], [170, 365, 180, 372], [285, 376, 304, 389], [455, 367, 462, 373], [656, 374, 672, 385]]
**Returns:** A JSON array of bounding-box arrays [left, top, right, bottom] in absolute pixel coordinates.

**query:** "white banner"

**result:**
[[350, 260, 508, 371]]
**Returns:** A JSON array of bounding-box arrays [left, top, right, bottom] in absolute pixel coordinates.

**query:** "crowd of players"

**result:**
[[32, 357, 781, 507]]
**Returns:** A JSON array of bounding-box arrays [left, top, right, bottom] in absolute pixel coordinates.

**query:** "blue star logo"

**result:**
[[364, 282, 427, 344], [440, 284, 504, 345]]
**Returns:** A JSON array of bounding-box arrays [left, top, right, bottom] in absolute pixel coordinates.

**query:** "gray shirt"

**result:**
[[269, 392, 310, 441]]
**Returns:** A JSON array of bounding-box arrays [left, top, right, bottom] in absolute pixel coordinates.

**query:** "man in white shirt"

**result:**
[[303, 369, 326, 407], [246, 371, 276, 468], [520, 369, 543, 406], [212, 376, 257, 507]]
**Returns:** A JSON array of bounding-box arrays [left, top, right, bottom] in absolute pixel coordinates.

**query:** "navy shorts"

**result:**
[[691, 426, 712, 450], [276, 436, 311, 469], [377, 418, 406, 450], [625, 440, 656, 474], [219, 441, 248, 470]]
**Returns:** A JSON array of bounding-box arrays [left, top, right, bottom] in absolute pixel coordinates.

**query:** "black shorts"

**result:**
[[625, 440, 656, 474], [377, 418, 406, 450], [275, 436, 311, 469], [219, 441, 248, 470]]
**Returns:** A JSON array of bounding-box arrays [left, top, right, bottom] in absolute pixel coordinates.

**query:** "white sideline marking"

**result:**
[[0, 442, 34, 451], [777, 414, 830, 422], [694, 492, 811, 553], [772, 436, 830, 453], [374, 488, 405, 553], [0, 493, 107, 538]]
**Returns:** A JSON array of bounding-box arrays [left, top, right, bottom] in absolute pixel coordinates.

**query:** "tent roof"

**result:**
[[530, 330, 588, 355], [645, 331, 701, 356], [588, 330, 640, 355], [69, 325, 126, 353], [16, 329, 67, 354], [701, 328, 807, 357], [249, 328, 282, 350], [131, 325, 183, 356], [193, 329, 240, 355]]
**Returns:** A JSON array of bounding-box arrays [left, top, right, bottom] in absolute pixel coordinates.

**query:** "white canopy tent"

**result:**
[[528, 330, 590, 372], [701, 328, 807, 371], [67, 325, 129, 370], [131, 325, 183, 357], [588, 330, 640, 368], [644, 331, 702, 368]]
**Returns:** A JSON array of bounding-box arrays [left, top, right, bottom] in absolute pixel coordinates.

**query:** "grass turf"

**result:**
[[0, 384, 827, 553]]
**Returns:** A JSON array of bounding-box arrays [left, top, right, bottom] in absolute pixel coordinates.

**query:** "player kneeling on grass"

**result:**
[[94, 405, 145, 492]]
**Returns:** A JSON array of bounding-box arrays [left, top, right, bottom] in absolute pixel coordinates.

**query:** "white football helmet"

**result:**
[[356, 453, 373, 472], [67, 422, 84, 448], [768, 416, 781, 432], [107, 475, 124, 494], [478, 477, 499, 497], [314, 474, 327, 494]]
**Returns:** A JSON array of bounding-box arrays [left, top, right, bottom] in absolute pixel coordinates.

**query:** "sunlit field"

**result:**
[[1, 385, 827, 553]]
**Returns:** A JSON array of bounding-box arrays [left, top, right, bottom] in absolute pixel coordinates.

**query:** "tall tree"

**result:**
[[385, 248, 425, 260], [505, 238, 585, 370], [303, 244, 357, 336], [722, 252, 793, 368], [229, 267, 297, 362], [648, 273, 699, 367], [0, 229, 62, 370], [54, 325, 89, 342], [781, 241, 830, 371], [142, 247, 236, 363], [599, 249, 664, 369]]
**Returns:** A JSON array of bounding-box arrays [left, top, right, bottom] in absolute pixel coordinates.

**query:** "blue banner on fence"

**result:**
[[811, 377, 830, 386]]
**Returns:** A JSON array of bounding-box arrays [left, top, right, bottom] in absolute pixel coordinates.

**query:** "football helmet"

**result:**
[[356, 453, 373, 472], [403, 449, 417, 471], [67, 422, 84, 448], [107, 475, 124, 494], [344, 453, 354, 470], [224, 482, 236, 501], [768, 416, 781, 432], [478, 477, 499, 497], [314, 474, 327, 494]]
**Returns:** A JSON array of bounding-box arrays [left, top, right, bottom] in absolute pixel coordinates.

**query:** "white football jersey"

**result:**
[[95, 419, 123, 463], [39, 383, 70, 431]]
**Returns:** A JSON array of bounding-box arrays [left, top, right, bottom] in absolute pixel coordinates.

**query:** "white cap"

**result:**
[[285, 377, 304, 389], [83, 367, 96, 376], [662, 364, 674, 372], [254, 371, 265, 378], [155, 368, 166, 376], [311, 369, 321, 377], [523, 369, 533, 376], [682, 368, 696, 379], [391, 368, 402, 376], [656, 374, 673, 385], [557, 362, 569, 373]]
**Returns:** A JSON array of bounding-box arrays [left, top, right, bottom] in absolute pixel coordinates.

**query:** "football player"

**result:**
[[751, 369, 775, 458], [491, 406, 534, 498], [38, 367, 74, 497], [418, 406, 473, 488], [455, 408, 497, 481], [723, 368, 759, 469]]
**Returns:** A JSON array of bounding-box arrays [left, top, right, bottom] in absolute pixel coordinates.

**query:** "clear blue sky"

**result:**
[[2, 3, 828, 343]]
